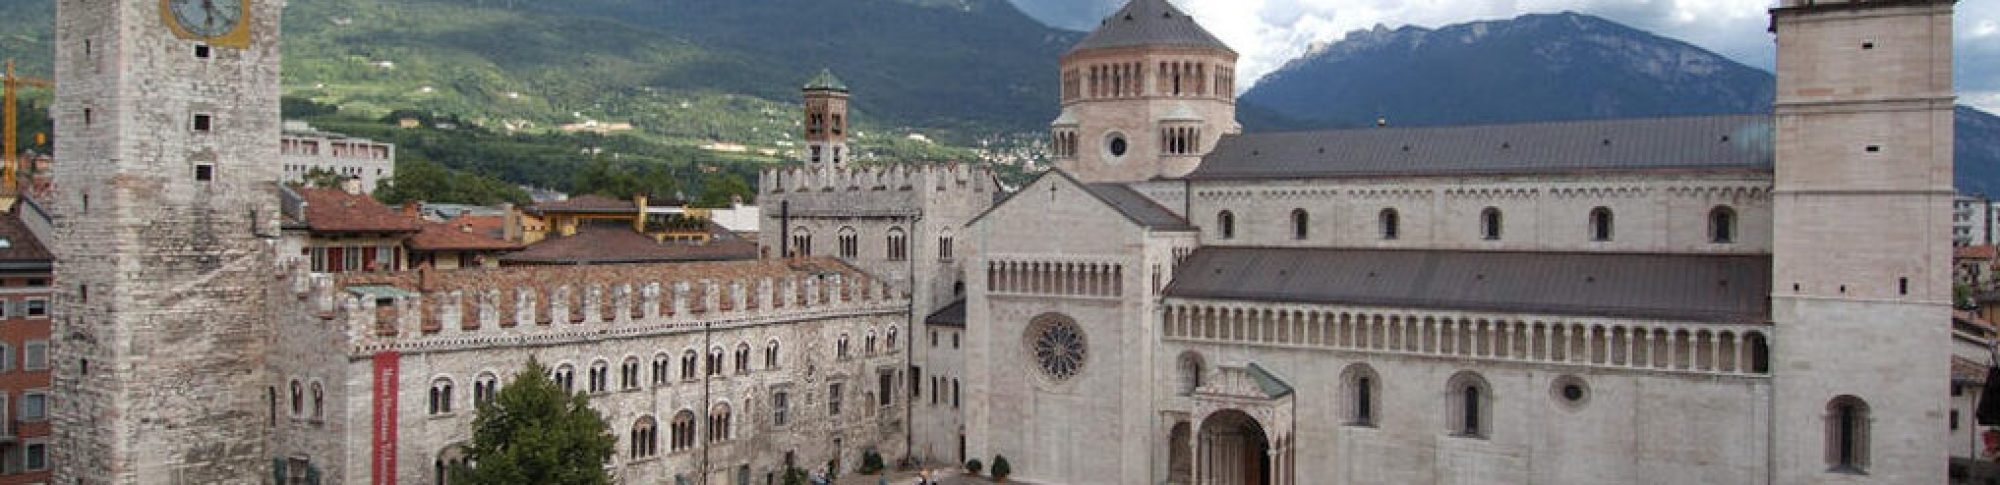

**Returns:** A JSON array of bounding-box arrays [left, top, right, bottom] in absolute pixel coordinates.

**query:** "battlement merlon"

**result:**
[[759, 163, 995, 197], [291, 258, 907, 352]]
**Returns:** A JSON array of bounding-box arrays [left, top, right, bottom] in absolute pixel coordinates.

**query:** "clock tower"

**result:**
[[51, 0, 283, 482]]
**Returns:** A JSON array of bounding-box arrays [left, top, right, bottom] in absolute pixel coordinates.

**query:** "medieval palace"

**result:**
[[41, 0, 1964, 483]]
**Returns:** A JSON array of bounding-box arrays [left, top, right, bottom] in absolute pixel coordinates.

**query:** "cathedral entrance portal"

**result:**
[[1197, 409, 1270, 485]]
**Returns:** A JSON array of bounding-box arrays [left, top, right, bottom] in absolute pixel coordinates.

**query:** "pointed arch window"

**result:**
[[1710, 206, 1737, 244], [735, 342, 752, 374], [1590, 207, 1615, 242], [1380, 209, 1401, 240], [1291, 209, 1309, 240], [765, 340, 782, 368], [887, 227, 908, 261], [1481, 207, 1503, 241], [706, 346, 724, 377], [1217, 211, 1236, 240], [837, 227, 859, 259]]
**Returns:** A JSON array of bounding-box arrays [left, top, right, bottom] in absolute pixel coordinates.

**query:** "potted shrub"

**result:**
[[991, 455, 1012, 482], [965, 458, 983, 476]]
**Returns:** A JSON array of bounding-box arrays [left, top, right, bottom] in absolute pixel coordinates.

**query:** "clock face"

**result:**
[[166, 0, 244, 39]]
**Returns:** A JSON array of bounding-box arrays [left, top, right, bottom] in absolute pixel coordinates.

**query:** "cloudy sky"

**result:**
[[1011, 0, 2000, 112]]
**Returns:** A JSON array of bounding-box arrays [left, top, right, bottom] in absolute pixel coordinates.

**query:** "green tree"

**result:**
[[694, 170, 754, 207], [451, 358, 616, 485]]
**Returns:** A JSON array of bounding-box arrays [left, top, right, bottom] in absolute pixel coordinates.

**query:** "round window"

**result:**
[[1551, 375, 1590, 410], [1108, 135, 1129, 157], [1027, 314, 1087, 382]]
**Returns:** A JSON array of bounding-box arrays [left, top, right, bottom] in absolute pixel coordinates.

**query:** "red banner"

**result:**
[[372, 351, 401, 485]]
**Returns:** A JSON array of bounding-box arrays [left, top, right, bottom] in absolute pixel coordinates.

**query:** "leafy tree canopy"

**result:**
[[453, 358, 616, 485]]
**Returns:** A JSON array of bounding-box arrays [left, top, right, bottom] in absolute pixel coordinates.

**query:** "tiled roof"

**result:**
[[1958, 245, 1998, 260], [295, 188, 422, 234], [409, 215, 520, 252], [502, 223, 756, 265], [0, 204, 52, 265], [1069, 0, 1233, 54], [805, 68, 849, 92], [1188, 115, 1774, 180], [1083, 183, 1195, 231], [534, 195, 636, 213], [1164, 247, 1773, 324]]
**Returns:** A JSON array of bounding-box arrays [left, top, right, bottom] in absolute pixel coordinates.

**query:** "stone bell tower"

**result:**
[[1053, 0, 1239, 183], [1768, 0, 1954, 483], [51, 0, 283, 482], [804, 69, 851, 174]]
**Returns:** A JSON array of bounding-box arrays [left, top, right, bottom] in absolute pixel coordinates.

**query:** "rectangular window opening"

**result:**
[[193, 114, 214, 132], [194, 45, 212, 59], [195, 164, 215, 182]]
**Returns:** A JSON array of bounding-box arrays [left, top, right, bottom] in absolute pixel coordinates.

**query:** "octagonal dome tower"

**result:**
[[1052, 0, 1240, 182]]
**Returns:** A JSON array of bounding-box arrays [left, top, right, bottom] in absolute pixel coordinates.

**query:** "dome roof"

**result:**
[[1068, 0, 1233, 55]]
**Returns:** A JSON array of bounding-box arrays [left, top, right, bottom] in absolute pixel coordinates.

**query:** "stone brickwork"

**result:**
[[51, 1, 285, 484]]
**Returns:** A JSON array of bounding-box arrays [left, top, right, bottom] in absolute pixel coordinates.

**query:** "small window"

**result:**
[[1217, 211, 1236, 240], [1380, 209, 1401, 240], [1447, 372, 1491, 439], [192, 114, 213, 132], [1290, 209, 1309, 240], [1710, 206, 1737, 244], [1480, 207, 1503, 241], [1589, 207, 1614, 242], [25, 442, 46, 471], [21, 392, 47, 421], [429, 378, 454, 415], [24, 340, 47, 371], [83, 108, 92, 126], [829, 382, 844, 416], [195, 164, 215, 182], [25, 299, 47, 317], [194, 44, 212, 59]]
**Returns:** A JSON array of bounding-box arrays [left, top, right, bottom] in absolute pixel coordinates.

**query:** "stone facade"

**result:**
[[266, 259, 911, 484], [51, 0, 285, 483]]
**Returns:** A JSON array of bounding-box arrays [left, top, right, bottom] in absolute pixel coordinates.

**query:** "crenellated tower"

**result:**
[[1769, 0, 1955, 483], [1053, 0, 1239, 183], [804, 69, 851, 174], [51, 0, 284, 482]]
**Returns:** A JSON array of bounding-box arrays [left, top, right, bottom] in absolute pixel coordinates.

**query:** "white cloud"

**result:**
[[1036, 0, 2000, 96], [1970, 92, 2000, 115]]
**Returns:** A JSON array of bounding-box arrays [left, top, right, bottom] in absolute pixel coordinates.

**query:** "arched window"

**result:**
[[1481, 207, 1503, 241], [707, 346, 724, 377], [652, 353, 671, 386], [588, 360, 609, 393], [866, 329, 879, 355], [1590, 207, 1614, 242], [837, 227, 858, 259], [631, 416, 659, 459], [887, 326, 899, 351], [1177, 352, 1204, 395], [553, 364, 575, 394], [708, 403, 733, 443], [311, 382, 325, 422], [474, 372, 498, 405], [1826, 396, 1871, 472], [1217, 211, 1236, 240], [1710, 206, 1737, 244], [671, 410, 697, 451], [290, 380, 303, 417], [790, 228, 812, 257], [1447, 371, 1491, 438], [1290, 209, 1309, 240], [1380, 209, 1401, 240], [735, 343, 751, 374], [429, 378, 454, 415], [680, 350, 698, 381], [1341, 364, 1380, 427], [838, 333, 852, 360], [1746, 332, 1771, 374], [939, 231, 955, 261], [765, 340, 781, 368], [621, 357, 641, 390], [887, 228, 909, 261]]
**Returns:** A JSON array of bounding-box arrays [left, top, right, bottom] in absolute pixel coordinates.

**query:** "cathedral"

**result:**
[[41, 0, 1962, 484]]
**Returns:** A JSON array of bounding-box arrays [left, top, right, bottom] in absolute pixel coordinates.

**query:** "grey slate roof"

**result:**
[[1163, 247, 1772, 324], [926, 299, 967, 328], [1082, 183, 1195, 231], [1069, 0, 1234, 54], [1187, 114, 1774, 180], [804, 69, 848, 92]]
